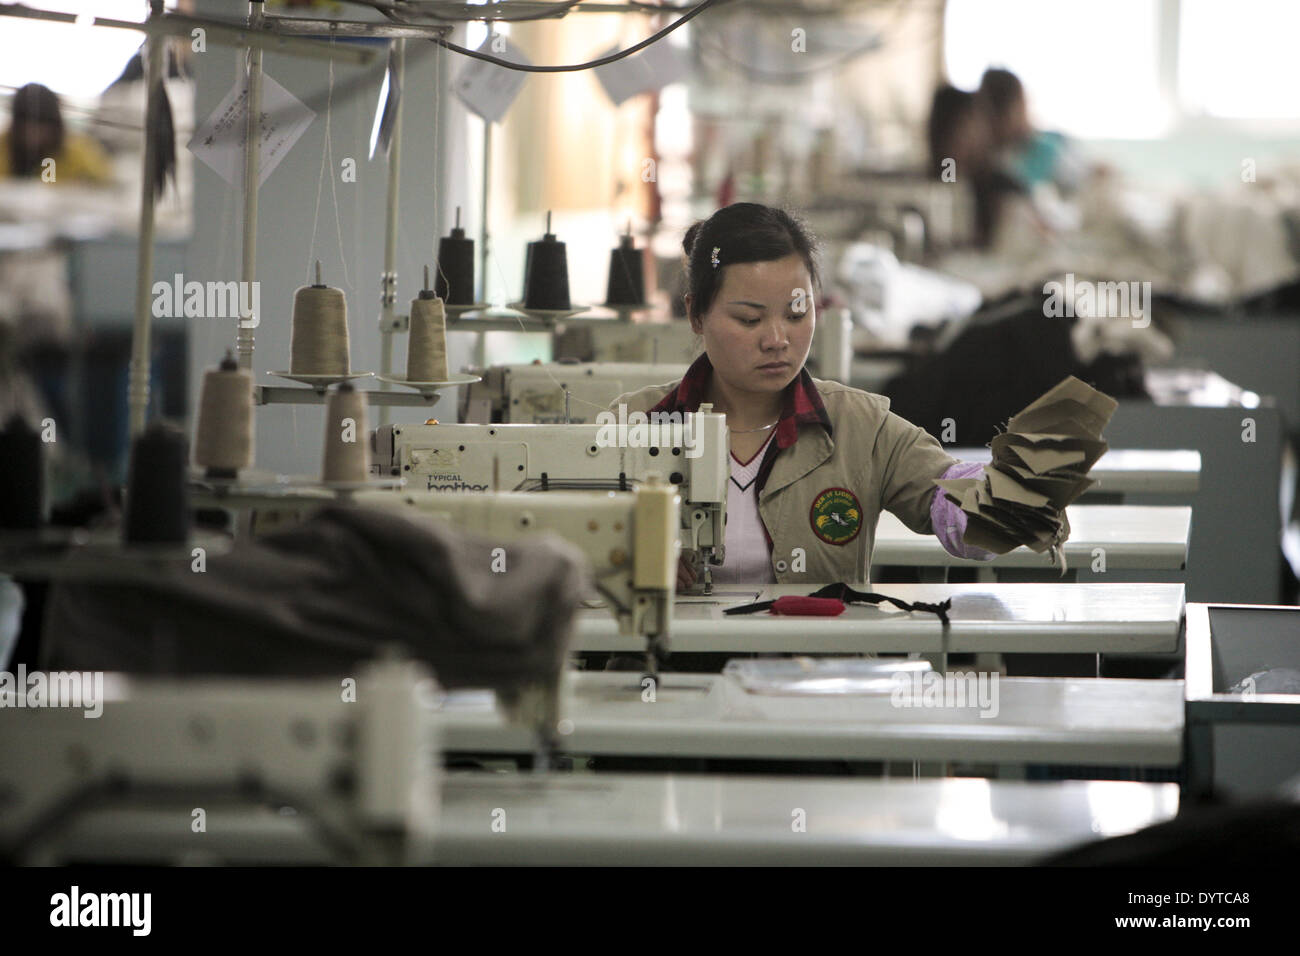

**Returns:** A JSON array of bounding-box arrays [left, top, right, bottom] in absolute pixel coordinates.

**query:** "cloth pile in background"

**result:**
[[934, 376, 1117, 568], [41, 504, 589, 703]]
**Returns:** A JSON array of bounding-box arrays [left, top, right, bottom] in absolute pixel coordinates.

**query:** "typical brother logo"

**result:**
[[809, 487, 861, 545]]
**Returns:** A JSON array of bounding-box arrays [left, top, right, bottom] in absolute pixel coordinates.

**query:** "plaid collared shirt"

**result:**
[[649, 352, 833, 499]]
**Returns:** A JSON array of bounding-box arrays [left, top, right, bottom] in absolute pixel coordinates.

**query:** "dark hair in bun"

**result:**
[[682, 203, 820, 321]]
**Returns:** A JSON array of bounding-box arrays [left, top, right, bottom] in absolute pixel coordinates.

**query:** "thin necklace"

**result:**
[[729, 420, 780, 433]]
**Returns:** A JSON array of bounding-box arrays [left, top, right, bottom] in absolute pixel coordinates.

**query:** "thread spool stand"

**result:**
[[262, 259, 470, 406], [1, 420, 235, 577], [375, 265, 480, 398]]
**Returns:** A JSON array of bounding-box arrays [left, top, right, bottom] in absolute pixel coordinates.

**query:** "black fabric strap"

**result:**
[[723, 584, 952, 624], [807, 583, 952, 625]]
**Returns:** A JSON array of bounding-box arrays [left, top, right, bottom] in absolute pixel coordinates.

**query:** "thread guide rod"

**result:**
[[128, 0, 166, 436], [377, 37, 406, 427], [235, 0, 264, 373]]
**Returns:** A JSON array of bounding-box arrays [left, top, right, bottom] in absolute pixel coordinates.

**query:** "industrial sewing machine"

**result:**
[[193, 407, 725, 673], [0, 657, 441, 865], [351, 482, 681, 674], [459, 361, 688, 424], [191, 481, 686, 678], [369, 404, 729, 597]]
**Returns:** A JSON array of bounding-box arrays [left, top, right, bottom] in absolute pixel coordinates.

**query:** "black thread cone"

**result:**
[[0, 415, 42, 530], [605, 234, 645, 306], [523, 232, 571, 311], [435, 226, 475, 305], [123, 422, 191, 545]]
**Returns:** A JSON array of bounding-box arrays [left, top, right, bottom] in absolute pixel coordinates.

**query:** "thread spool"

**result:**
[[123, 421, 191, 545], [193, 350, 253, 479], [0, 414, 42, 530], [522, 211, 571, 311], [290, 261, 350, 375], [434, 206, 475, 305], [605, 225, 646, 307], [322, 382, 371, 483], [408, 267, 449, 382]]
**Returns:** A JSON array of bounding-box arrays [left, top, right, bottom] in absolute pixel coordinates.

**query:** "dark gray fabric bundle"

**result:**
[[40, 504, 588, 697]]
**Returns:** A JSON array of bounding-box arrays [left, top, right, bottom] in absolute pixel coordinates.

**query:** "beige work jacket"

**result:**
[[612, 375, 957, 586]]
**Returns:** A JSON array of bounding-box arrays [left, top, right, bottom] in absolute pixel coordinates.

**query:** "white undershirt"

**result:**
[[711, 431, 778, 586]]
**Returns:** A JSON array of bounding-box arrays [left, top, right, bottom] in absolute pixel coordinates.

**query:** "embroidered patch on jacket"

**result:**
[[809, 487, 862, 545]]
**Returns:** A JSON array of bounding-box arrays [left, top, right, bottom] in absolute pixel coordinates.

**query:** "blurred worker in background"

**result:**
[[0, 83, 112, 184], [978, 67, 1087, 198], [926, 83, 1022, 248]]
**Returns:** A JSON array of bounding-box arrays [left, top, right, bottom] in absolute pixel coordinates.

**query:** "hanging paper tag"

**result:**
[[188, 72, 315, 188], [593, 38, 689, 105], [453, 35, 530, 123]]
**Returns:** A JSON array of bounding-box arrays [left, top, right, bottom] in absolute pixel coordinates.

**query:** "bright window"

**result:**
[[944, 0, 1167, 139], [1179, 0, 1300, 118], [0, 1, 175, 102]]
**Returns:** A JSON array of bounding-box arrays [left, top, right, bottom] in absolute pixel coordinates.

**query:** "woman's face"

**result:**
[[689, 253, 815, 400]]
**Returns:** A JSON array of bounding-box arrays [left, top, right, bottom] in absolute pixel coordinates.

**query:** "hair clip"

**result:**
[[710, 246, 721, 269]]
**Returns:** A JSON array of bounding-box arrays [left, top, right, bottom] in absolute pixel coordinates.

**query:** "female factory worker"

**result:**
[[611, 202, 993, 590], [0, 84, 112, 184]]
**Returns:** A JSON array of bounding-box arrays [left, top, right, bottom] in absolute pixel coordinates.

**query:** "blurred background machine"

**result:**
[[460, 361, 688, 424]]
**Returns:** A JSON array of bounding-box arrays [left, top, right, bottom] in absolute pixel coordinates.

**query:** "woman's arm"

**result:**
[[876, 408, 995, 560]]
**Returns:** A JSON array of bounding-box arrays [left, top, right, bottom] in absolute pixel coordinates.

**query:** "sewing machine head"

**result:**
[[371, 404, 727, 595], [353, 481, 681, 676]]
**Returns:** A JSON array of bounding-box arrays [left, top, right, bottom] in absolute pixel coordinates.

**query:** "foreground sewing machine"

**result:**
[[187, 481, 683, 680], [0, 657, 442, 865], [352, 483, 680, 673], [370, 404, 728, 595]]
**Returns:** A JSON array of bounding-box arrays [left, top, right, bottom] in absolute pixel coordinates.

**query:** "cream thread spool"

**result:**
[[291, 260, 350, 375], [407, 265, 449, 382], [322, 382, 370, 483], [193, 350, 253, 478]]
